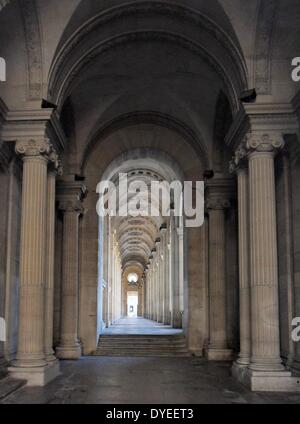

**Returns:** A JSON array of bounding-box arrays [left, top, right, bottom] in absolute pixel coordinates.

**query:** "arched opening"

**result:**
[[93, 146, 191, 344]]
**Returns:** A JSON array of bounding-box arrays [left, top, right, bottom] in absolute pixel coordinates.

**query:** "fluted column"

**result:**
[[170, 214, 182, 328], [14, 139, 48, 368], [230, 157, 251, 379], [10, 138, 60, 386], [155, 239, 162, 322], [150, 259, 154, 320], [165, 241, 171, 325], [247, 135, 285, 372], [161, 226, 169, 324], [56, 182, 86, 359], [44, 161, 61, 363], [206, 196, 233, 361], [277, 154, 295, 368], [154, 256, 159, 322], [177, 226, 184, 318], [236, 165, 251, 366]]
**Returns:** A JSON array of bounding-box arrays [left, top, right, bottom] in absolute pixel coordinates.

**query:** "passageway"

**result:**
[[102, 317, 183, 336]]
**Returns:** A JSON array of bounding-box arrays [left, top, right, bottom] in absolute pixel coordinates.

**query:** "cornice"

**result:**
[[225, 103, 299, 151], [205, 176, 236, 203], [57, 181, 88, 202], [0, 108, 67, 153]]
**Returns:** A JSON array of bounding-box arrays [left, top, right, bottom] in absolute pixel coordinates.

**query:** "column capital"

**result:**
[[233, 132, 285, 161], [246, 132, 285, 156], [59, 199, 84, 214], [15, 137, 53, 159], [206, 198, 231, 211], [57, 180, 87, 199]]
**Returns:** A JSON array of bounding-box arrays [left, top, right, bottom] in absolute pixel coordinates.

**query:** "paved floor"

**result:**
[[2, 357, 300, 404], [102, 317, 183, 335]]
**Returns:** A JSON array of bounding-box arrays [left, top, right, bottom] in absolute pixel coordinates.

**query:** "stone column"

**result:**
[[163, 232, 171, 325], [149, 258, 153, 320], [237, 132, 300, 392], [44, 164, 59, 364], [245, 135, 288, 383], [230, 158, 251, 379], [56, 182, 86, 360], [171, 214, 182, 328], [177, 226, 184, 317], [276, 154, 295, 368], [161, 226, 170, 324], [154, 256, 159, 322], [145, 269, 149, 318], [10, 138, 59, 386], [206, 195, 233, 361]]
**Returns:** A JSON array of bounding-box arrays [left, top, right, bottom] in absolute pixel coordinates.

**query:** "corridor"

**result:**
[[102, 317, 183, 335]]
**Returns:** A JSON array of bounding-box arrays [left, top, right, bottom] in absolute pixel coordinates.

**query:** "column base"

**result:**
[[206, 348, 233, 361], [236, 367, 300, 392], [8, 360, 60, 387], [45, 351, 57, 363], [56, 344, 81, 360]]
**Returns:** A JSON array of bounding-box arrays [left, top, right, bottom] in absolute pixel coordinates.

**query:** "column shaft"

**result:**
[[248, 151, 284, 371], [15, 156, 48, 367], [44, 171, 57, 362], [236, 167, 251, 366], [206, 197, 232, 361], [56, 191, 84, 360]]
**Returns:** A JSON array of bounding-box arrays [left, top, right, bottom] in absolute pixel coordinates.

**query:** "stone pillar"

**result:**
[[243, 134, 295, 390], [161, 226, 170, 325], [154, 256, 159, 322], [171, 214, 182, 328], [145, 269, 148, 318], [56, 182, 86, 360], [164, 238, 171, 325], [276, 154, 295, 368], [177, 226, 184, 318], [206, 194, 233, 361], [149, 258, 153, 320], [44, 165, 59, 364], [155, 239, 162, 322], [230, 158, 251, 379], [9, 138, 59, 386], [229, 132, 300, 392]]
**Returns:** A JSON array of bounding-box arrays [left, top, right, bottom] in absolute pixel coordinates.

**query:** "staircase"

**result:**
[[94, 333, 191, 357]]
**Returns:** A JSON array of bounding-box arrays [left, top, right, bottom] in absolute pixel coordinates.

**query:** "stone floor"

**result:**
[[2, 356, 300, 404], [102, 317, 183, 335]]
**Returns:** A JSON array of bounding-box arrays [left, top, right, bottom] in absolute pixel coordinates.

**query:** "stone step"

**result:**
[[94, 334, 190, 357], [99, 337, 185, 342], [99, 340, 187, 345], [96, 347, 189, 352], [95, 352, 191, 357]]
